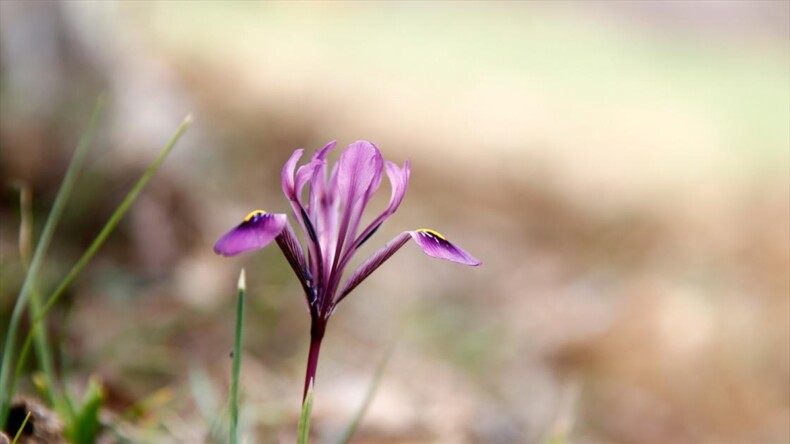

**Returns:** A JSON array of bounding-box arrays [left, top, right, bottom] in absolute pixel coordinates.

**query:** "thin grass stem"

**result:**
[[230, 268, 245, 444], [18, 185, 62, 412], [10, 410, 32, 444], [0, 97, 104, 426]]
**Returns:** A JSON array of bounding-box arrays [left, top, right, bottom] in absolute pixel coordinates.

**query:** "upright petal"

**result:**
[[281, 148, 323, 281], [334, 141, 384, 260], [213, 210, 288, 257], [335, 141, 383, 209], [408, 229, 481, 266], [314, 140, 337, 162], [281, 149, 304, 200], [295, 160, 322, 205], [309, 141, 338, 222]]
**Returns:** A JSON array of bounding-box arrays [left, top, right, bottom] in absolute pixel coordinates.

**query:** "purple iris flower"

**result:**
[[214, 140, 480, 400]]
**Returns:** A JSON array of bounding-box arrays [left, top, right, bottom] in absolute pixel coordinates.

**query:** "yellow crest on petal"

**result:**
[[244, 209, 267, 221], [416, 228, 446, 240]]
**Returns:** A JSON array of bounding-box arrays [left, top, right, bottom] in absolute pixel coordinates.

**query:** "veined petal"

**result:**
[[409, 229, 481, 266], [213, 210, 287, 257], [336, 141, 382, 203]]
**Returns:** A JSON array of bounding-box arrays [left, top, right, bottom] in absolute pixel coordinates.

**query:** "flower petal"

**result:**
[[213, 211, 287, 257], [334, 141, 384, 259], [281, 149, 304, 200], [309, 141, 338, 220], [336, 141, 383, 203], [280, 148, 324, 281], [408, 229, 481, 266]]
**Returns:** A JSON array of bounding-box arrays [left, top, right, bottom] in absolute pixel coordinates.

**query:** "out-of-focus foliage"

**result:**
[[1, 2, 787, 442]]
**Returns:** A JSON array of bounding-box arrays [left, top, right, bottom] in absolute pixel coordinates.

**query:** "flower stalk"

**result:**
[[303, 321, 325, 403]]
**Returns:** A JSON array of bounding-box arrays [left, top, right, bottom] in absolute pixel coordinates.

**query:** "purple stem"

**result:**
[[303, 319, 326, 402]]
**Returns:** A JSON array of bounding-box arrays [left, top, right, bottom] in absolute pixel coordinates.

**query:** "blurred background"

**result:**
[[1, 1, 788, 442]]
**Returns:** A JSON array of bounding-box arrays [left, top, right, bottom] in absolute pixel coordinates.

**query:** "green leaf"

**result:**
[[65, 377, 104, 444], [297, 379, 314, 444]]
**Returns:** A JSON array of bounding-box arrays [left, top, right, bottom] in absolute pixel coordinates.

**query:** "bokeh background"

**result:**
[[1, 1, 788, 443]]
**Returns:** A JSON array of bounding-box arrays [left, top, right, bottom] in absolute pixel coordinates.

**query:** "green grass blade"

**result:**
[[230, 269, 246, 444], [16, 186, 62, 413], [7, 114, 192, 423], [0, 97, 104, 426], [297, 379, 314, 444], [37, 114, 192, 321], [10, 409, 31, 444], [335, 344, 395, 444]]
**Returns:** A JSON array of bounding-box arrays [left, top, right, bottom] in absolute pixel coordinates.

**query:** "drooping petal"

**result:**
[[336, 232, 411, 303], [213, 210, 287, 257], [408, 229, 481, 266]]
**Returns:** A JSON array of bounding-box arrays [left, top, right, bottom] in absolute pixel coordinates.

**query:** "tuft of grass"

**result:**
[[0, 96, 105, 425], [0, 107, 192, 435], [10, 115, 192, 400], [230, 268, 246, 444]]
